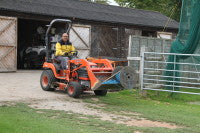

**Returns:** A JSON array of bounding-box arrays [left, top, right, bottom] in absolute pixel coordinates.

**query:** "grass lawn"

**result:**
[[0, 104, 141, 133], [0, 89, 200, 133], [84, 89, 200, 133]]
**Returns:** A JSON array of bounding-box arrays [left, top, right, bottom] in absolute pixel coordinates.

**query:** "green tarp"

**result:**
[[166, 0, 200, 89]]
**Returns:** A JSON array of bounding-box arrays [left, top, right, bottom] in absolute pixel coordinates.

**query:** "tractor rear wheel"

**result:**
[[67, 82, 82, 98], [40, 70, 56, 91], [94, 90, 107, 96]]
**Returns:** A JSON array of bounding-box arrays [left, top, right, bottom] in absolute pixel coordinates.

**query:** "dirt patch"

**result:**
[[91, 98, 100, 102], [119, 111, 141, 116], [29, 99, 179, 129], [134, 131, 143, 133], [124, 119, 178, 129], [189, 102, 200, 105], [0, 101, 17, 107], [0, 71, 180, 129]]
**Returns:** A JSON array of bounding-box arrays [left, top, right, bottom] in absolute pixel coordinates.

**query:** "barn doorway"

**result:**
[[17, 18, 49, 69]]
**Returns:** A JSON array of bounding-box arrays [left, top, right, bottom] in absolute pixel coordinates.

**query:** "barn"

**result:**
[[0, 0, 179, 72]]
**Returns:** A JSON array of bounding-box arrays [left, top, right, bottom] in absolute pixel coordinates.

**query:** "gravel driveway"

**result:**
[[0, 70, 179, 129], [0, 70, 69, 102]]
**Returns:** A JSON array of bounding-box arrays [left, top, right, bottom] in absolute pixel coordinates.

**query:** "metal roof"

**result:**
[[0, 0, 179, 29]]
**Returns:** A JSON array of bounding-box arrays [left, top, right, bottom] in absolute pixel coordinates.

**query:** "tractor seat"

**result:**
[[53, 57, 61, 64], [52, 55, 62, 73]]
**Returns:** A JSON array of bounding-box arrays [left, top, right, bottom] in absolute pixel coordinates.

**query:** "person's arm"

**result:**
[[71, 44, 76, 52], [55, 42, 64, 56], [69, 44, 76, 56]]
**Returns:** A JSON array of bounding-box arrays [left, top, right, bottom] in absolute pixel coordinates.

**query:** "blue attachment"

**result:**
[[115, 72, 121, 82], [102, 72, 121, 85]]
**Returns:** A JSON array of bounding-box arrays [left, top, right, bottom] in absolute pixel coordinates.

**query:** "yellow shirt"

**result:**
[[55, 41, 75, 56]]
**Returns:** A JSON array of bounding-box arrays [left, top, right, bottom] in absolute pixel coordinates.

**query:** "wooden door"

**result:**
[[69, 24, 91, 59], [0, 16, 17, 72]]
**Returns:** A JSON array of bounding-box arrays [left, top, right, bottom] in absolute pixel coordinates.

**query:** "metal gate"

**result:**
[[141, 52, 200, 95], [70, 24, 91, 59], [127, 36, 173, 87], [0, 16, 17, 72]]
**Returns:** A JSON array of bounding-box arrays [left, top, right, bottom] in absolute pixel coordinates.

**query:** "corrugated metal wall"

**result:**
[[128, 36, 174, 72]]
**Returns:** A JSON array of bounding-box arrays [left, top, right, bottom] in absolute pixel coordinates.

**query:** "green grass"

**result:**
[[84, 89, 200, 133], [1, 90, 200, 133], [0, 103, 155, 133]]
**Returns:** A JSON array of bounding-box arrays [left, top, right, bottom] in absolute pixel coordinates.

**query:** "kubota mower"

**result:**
[[40, 19, 136, 98]]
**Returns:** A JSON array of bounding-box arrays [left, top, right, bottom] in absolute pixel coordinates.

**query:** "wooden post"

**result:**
[[139, 46, 147, 97], [128, 35, 132, 66]]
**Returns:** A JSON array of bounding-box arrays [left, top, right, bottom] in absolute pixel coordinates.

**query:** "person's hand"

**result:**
[[72, 51, 78, 56], [72, 52, 76, 56], [64, 52, 69, 56]]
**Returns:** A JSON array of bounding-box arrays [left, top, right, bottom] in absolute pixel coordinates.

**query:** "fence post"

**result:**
[[128, 35, 132, 66], [139, 46, 146, 96]]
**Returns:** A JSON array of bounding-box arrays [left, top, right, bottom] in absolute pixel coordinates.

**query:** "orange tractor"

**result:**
[[40, 19, 136, 98]]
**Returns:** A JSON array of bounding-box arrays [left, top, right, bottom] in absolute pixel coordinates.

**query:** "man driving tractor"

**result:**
[[41, 19, 135, 98], [55, 33, 76, 69]]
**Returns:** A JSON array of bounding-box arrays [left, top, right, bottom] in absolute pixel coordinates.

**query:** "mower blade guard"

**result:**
[[92, 66, 137, 90]]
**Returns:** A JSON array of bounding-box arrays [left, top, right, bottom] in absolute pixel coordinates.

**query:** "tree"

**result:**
[[114, 0, 182, 21], [81, 0, 110, 5]]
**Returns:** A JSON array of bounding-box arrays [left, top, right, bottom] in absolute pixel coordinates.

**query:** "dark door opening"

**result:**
[[17, 18, 49, 69]]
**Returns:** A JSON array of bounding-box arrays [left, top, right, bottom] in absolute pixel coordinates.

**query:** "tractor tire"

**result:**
[[94, 90, 107, 96], [67, 82, 82, 98], [40, 70, 56, 91]]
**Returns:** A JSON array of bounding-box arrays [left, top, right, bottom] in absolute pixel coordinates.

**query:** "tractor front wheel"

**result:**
[[94, 90, 107, 96], [67, 82, 82, 98], [40, 70, 56, 91]]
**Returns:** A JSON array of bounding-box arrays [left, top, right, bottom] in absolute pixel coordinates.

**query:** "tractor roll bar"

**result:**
[[45, 19, 72, 62]]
